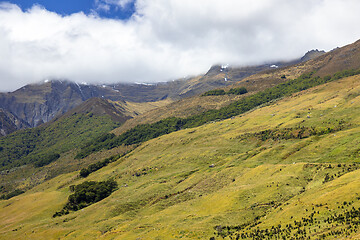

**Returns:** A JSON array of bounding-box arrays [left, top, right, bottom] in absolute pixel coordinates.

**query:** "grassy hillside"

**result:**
[[111, 40, 360, 137], [113, 94, 246, 136], [0, 106, 122, 171], [79, 69, 359, 159], [0, 98, 131, 194], [1, 72, 360, 239]]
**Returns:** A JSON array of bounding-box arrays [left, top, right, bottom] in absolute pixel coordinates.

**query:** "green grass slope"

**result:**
[[1, 74, 360, 239]]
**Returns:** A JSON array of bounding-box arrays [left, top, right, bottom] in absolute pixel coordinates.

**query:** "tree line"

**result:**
[[202, 87, 248, 96]]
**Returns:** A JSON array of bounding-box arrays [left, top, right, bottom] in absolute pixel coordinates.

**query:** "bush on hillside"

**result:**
[[0, 189, 25, 200], [202, 89, 226, 96], [53, 179, 117, 217], [202, 87, 248, 96], [79, 153, 126, 178], [228, 87, 248, 95]]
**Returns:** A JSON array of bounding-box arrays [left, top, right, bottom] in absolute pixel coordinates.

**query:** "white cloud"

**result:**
[[111, 0, 134, 8], [95, 3, 111, 13], [0, 0, 360, 91], [95, 0, 133, 12]]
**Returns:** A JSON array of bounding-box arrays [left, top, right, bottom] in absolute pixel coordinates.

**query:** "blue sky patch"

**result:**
[[3, 0, 135, 19]]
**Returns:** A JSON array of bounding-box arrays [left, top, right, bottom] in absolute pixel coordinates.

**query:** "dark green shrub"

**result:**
[[202, 89, 226, 96], [79, 168, 91, 178], [202, 87, 248, 96], [228, 87, 248, 95], [53, 179, 117, 217], [79, 154, 118, 178], [323, 75, 331, 81], [0, 189, 25, 200]]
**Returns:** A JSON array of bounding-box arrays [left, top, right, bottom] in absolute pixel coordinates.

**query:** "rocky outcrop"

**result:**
[[0, 109, 28, 136], [301, 49, 326, 62]]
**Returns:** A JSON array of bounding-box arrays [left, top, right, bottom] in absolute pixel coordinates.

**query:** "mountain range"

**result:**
[[2, 39, 360, 239], [0, 49, 325, 136]]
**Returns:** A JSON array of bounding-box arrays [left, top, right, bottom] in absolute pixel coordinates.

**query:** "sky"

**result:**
[[7, 0, 136, 19], [1, 0, 360, 91]]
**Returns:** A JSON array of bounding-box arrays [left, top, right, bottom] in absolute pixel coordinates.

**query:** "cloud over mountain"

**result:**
[[1, 0, 360, 91]]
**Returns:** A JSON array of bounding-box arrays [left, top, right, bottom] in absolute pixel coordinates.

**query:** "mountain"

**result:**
[[238, 39, 360, 87], [0, 80, 126, 128], [110, 48, 330, 136], [55, 97, 130, 123], [0, 50, 323, 136], [1, 62, 360, 239], [0, 97, 132, 192], [2, 39, 360, 239], [300, 49, 326, 62], [100, 61, 296, 102]]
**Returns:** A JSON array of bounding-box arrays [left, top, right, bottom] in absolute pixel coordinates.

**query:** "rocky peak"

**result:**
[[301, 49, 326, 62]]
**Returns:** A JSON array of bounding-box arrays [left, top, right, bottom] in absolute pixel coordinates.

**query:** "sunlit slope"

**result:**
[[1, 75, 360, 239], [113, 39, 360, 137], [112, 94, 246, 135]]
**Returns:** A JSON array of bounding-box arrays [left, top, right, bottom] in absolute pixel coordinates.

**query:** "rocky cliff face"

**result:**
[[0, 81, 125, 132], [0, 110, 23, 136]]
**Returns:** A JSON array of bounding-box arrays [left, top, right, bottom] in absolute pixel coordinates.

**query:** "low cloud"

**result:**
[[1, 0, 360, 91]]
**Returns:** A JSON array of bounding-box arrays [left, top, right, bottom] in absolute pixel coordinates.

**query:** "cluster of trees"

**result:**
[[0, 189, 25, 200], [212, 172, 360, 240], [76, 117, 184, 158], [213, 204, 360, 239], [323, 163, 360, 183], [76, 69, 360, 159], [202, 87, 248, 96], [79, 153, 126, 178], [202, 89, 226, 96], [53, 179, 117, 217], [75, 133, 116, 159], [0, 128, 41, 169], [325, 205, 360, 226]]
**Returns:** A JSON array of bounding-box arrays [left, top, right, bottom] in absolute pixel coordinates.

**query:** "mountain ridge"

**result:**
[[0, 50, 324, 136]]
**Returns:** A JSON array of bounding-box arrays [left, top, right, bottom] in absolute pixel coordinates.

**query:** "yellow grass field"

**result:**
[[2, 75, 360, 239]]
